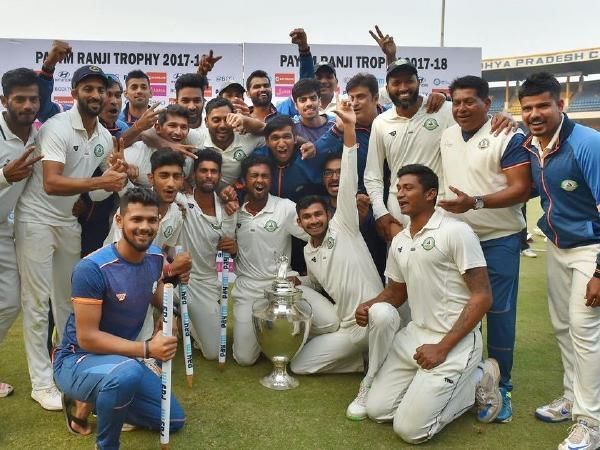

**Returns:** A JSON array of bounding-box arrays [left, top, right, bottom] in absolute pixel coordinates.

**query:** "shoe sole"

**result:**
[[534, 411, 571, 423], [346, 413, 367, 421], [477, 360, 502, 423]]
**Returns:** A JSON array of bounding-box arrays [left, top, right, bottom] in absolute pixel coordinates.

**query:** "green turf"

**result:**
[[0, 220, 568, 449]]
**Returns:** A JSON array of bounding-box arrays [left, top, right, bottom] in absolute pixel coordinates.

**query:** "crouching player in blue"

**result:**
[[53, 187, 185, 450]]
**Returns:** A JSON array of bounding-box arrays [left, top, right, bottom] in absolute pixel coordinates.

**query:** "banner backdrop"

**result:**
[[244, 43, 482, 103], [0, 39, 243, 105], [0, 39, 480, 106]]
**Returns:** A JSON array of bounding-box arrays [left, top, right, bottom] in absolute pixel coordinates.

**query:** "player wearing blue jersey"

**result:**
[[53, 188, 185, 450]]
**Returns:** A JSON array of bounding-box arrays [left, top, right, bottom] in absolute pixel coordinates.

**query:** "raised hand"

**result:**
[[197, 50, 222, 75], [289, 28, 309, 53], [2, 145, 43, 183], [134, 102, 161, 132], [44, 40, 72, 69], [438, 186, 475, 214], [331, 95, 357, 126], [299, 142, 315, 160], [369, 25, 397, 62], [226, 113, 245, 133]]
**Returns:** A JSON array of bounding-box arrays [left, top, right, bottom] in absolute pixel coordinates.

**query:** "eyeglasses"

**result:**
[[323, 169, 341, 178]]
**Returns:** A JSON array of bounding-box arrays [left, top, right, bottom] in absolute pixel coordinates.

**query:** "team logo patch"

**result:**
[[89, 65, 101, 72], [233, 149, 247, 161], [423, 118, 439, 131], [93, 144, 104, 157], [389, 130, 397, 137], [116, 293, 126, 302], [311, 256, 317, 263], [164, 225, 174, 238], [211, 222, 222, 230], [73, 145, 79, 152], [152, 281, 158, 294], [264, 219, 278, 232], [325, 237, 335, 249], [478, 138, 490, 149], [421, 237, 435, 251], [560, 179, 578, 192]]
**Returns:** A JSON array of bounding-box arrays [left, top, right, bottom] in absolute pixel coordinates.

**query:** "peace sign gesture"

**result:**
[[369, 25, 397, 62], [108, 137, 128, 174], [2, 145, 43, 183], [198, 50, 222, 76]]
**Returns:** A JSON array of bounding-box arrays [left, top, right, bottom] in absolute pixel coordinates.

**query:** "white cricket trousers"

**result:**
[[0, 221, 20, 343], [291, 302, 401, 376], [231, 276, 339, 366], [185, 276, 221, 360], [546, 241, 600, 424], [15, 221, 81, 389], [366, 322, 482, 444]]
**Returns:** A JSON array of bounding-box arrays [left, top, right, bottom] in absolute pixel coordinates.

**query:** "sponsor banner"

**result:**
[[483, 48, 600, 71], [0, 39, 243, 106], [244, 43, 481, 103]]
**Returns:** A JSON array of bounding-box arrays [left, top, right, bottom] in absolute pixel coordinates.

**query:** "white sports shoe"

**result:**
[[346, 380, 370, 421], [475, 358, 502, 423], [31, 385, 62, 411], [558, 420, 600, 450], [521, 248, 538, 258], [535, 396, 572, 423]]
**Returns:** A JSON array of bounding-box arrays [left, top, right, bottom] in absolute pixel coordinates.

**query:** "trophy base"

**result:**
[[260, 358, 299, 390]]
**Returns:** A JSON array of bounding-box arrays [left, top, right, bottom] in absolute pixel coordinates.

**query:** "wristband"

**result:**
[[143, 340, 149, 359], [594, 265, 600, 279], [298, 46, 311, 56], [41, 64, 55, 74]]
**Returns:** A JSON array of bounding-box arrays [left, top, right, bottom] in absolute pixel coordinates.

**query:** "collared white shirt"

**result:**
[[364, 100, 455, 220], [385, 209, 486, 334], [180, 191, 237, 282], [304, 145, 383, 328], [0, 112, 37, 223], [236, 194, 307, 282], [15, 107, 112, 226]]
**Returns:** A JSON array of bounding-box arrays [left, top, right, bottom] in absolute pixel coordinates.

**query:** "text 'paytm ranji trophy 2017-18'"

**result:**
[[252, 256, 312, 390]]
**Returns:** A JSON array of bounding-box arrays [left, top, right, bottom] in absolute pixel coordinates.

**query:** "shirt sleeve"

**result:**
[[0, 168, 10, 190], [284, 199, 309, 241], [332, 145, 360, 234], [383, 236, 405, 283], [276, 98, 298, 117], [71, 259, 106, 304], [299, 52, 315, 79], [38, 120, 69, 164], [573, 131, 600, 207], [364, 119, 389, 220], [315, 127, 343, 155], [37, 73, 63, 123], [447, 221, 487, 274], [500, 132, 529, 170]]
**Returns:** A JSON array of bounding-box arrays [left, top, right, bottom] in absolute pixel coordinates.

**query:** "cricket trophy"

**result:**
[[252, 256, 312, 390]]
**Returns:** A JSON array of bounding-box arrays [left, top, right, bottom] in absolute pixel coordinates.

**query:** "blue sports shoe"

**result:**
[[495, 387, 512, 423]]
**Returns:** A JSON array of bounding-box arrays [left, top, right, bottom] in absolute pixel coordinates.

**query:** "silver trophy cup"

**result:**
[[252, 257, 312, 390]]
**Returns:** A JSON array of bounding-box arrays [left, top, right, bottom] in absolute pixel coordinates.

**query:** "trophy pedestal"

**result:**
[[260, 356, 298, 390]]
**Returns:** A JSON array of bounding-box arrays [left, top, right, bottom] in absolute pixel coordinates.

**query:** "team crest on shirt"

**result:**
[[233, 149, 247, 161], [421, 237, 435, 251], [73, 145, 79, 152], [478, 138, 490, 149], [210, 222, 222, 230], [560, 179, 578, 192], [325, 237, 335, 249], [264, 219, 278, 232], [94, 144, 105, 157], [164, 225, 174, 238], [116, 293, 126, 302], [423, 118, 439, 131]]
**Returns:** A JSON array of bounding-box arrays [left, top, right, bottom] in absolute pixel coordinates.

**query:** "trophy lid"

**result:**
[[265, 256, 302, 299]]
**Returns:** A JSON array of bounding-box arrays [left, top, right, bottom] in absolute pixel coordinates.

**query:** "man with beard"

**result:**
[[53, 187, 185, 449], [519, 73, 600, 450], [438, 76, 530, 424], [290, 99, 398, 390], [254, 115, 328, 202], [14, 65, 128, 410], [246, 70, 277, 122], [175, 73, 207, 131], [292, 79, 335, 143], [365, 59, 516, 242], [232, 155, 338, 365], [124, 105, 193, 188], [119, 70, 152, 127], [0, 68, 44, 399], [179, 149, 237, 359]]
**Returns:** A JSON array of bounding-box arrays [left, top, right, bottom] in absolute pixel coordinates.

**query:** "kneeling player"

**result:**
[[53, 188, 185, 449], [356, 164, 502, 443]]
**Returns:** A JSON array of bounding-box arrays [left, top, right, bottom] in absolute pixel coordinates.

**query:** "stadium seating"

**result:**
[[489, 87, 506, 113], [568, 80, 600, 112]]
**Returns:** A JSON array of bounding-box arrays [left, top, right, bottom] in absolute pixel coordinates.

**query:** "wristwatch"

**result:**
[[473, 196, 485, 210]]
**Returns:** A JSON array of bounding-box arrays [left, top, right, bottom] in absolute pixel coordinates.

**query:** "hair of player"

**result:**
[[396, 164, 439, 194], [120, 187, 160, 215], [292, 78, 322, 102], [175, 73, 208, 96], [296, 195, 329, 215], [246, 70, 271, 90], [240, 154, 274, 180], [106, 75, 123, 92], [157, 104, 190, 126], [321, 151, 343, 172], [449, 75, 489, 100], [193, 148, 223, 172], [346, 73, 379, 97], [125, 69, 150, 86], [518, 72, 562, 102], [1, 68, 39, 97], [205, 97, 234, 117], [150, 149, 186, 173], [264, 115, 296, 138]]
